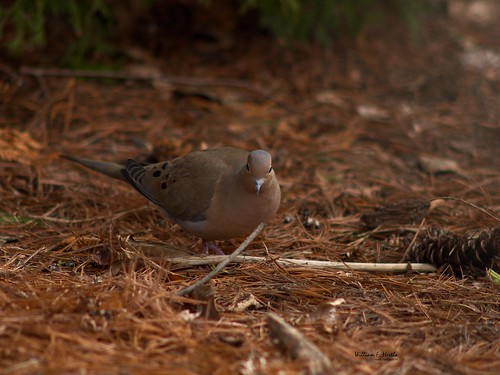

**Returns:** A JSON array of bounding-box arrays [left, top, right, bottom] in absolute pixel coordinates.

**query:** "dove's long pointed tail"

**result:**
[[61, 155, 126, 181]]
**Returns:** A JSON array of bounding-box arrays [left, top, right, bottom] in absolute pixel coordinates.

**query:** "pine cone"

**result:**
[[404, 227, 500, 278]]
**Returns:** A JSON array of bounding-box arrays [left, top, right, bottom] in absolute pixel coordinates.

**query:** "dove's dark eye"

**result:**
[[246, 164, 250, 171], [268, 166, 273, 173]]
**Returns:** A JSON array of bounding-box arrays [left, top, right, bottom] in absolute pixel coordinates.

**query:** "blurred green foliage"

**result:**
[[0, 0, 430, 66], [241, 0, 428, 43], [0, 0, 115, 65]]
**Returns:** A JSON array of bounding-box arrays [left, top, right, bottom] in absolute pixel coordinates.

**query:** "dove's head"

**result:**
[[246, 150, 275, 195]]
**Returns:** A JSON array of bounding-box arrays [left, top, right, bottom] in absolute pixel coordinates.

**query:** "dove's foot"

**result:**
[[201, 240, 225, 255]]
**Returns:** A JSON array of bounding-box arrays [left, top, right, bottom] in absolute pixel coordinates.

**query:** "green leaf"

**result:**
[[489, 269, 500, 286]]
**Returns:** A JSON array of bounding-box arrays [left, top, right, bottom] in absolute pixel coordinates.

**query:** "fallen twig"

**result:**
[[435, 197, 500, 223], [267, 312, 333, 375], [169, 255, 436, 273], [176, 223, 266, 296], [20, 66, 295, 112]]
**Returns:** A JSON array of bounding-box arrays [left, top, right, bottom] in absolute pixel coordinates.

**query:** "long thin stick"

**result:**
[[436, 197, 500, 223], [176, 223, 265, 296], [170, 254, 436, 273], [20, 67, 295, 112]]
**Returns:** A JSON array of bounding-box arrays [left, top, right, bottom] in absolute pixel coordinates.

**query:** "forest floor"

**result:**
[[1, 3, 499, 374]]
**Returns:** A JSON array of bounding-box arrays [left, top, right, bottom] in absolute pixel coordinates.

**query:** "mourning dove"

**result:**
[[62, 147, 281, 254]]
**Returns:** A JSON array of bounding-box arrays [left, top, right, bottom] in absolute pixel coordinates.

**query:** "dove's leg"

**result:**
[[201, 240, 225, 255]]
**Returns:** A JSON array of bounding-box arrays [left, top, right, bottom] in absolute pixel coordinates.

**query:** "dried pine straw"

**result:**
[[2, 15, 500, 374]]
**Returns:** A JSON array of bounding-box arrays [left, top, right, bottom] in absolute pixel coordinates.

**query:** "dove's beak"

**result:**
[[254, 178, 264, 195]]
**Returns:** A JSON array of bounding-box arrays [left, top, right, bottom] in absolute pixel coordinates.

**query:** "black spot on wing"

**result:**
[[121, 159, 161, 206]]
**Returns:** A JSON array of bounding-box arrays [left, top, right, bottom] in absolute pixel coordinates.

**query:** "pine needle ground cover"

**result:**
[[1, 10, 499, 375]]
